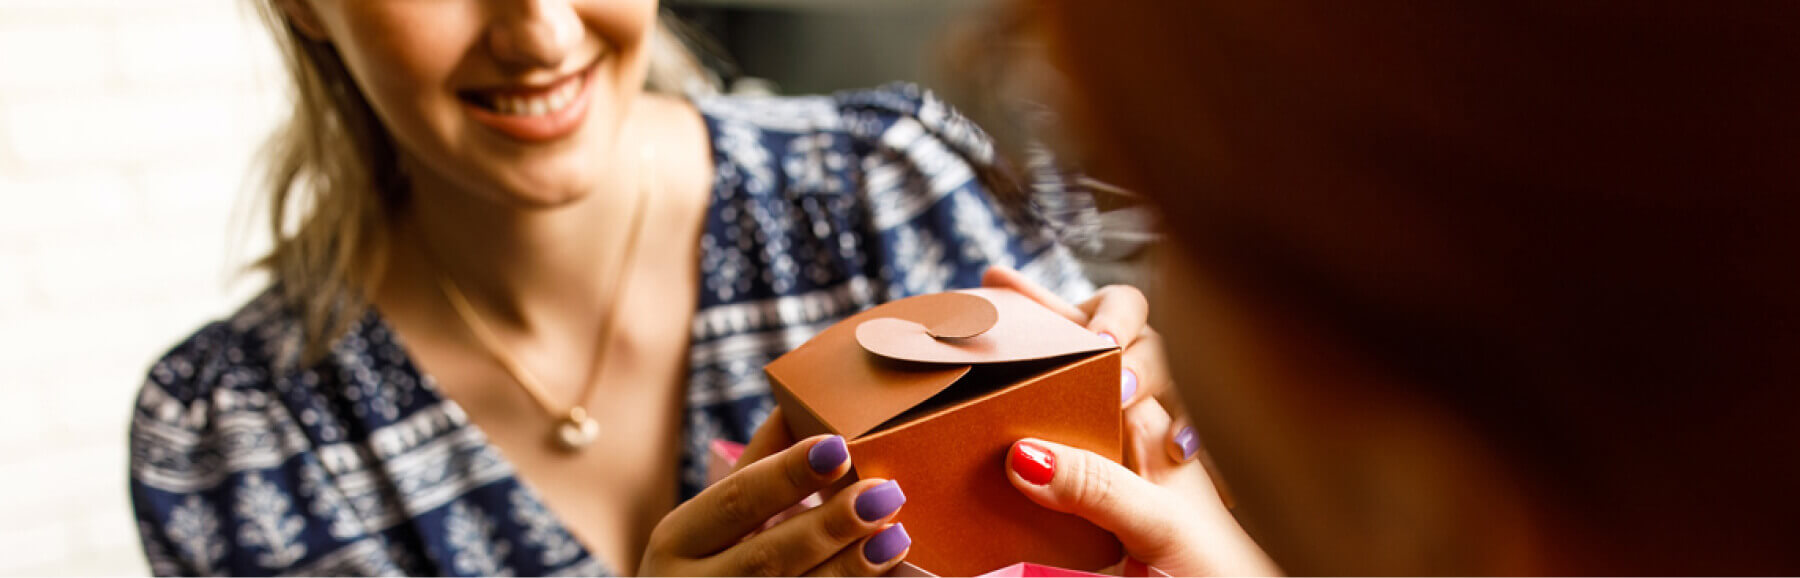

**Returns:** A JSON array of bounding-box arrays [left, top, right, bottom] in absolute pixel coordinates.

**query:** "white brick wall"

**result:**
[[0, 0, 285, 574]]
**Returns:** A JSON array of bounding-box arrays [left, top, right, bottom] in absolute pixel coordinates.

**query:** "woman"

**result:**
[[1028, 0, 1800, 574], [127, 0, 1233, 575]]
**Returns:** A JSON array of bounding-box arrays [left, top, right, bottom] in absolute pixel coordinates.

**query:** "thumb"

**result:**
[[1005, 439, 1182, 556], [1007, 439, 1282, 577]]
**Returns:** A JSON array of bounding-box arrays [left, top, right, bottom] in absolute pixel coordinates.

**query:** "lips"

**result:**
[[464, 76, 582, 117], [458, 61, 598, 142]]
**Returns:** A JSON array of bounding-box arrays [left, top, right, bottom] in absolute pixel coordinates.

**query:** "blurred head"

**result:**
[[1041, 1, 1800, 574], [251, 0, 710, 356]]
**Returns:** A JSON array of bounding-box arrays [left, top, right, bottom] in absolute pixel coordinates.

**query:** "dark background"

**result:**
[[667, 0, 979, 95], [666, 0, 1154, 287]]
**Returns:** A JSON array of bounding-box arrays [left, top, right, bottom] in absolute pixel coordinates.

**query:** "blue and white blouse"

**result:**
[[129, 84, 1097, 576]]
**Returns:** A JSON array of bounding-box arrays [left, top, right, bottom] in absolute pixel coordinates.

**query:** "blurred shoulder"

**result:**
[[129, 289, 308, 484], [692, 82, 995, 168], [136, 289, 301, 412], [690, 83, 1097, 303]]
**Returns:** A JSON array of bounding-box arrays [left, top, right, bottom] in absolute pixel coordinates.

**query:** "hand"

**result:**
[[640, 410, 914, 576], [984, 266, 1273, 575], [982, 266, 1197, 470], [1006, 401, 1278, 576]]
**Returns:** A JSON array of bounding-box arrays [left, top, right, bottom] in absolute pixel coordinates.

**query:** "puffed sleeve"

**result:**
[[130, 323, 238, 576], [129, 321, 358, 576]]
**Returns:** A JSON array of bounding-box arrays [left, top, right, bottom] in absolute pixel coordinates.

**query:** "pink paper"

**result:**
[[892, 557, 1171, 577], [704, 439, 745, 487], [978, 562, 1110, 577]]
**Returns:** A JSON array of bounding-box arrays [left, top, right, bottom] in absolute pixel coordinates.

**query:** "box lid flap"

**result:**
[[765, 288, 1115, 439]]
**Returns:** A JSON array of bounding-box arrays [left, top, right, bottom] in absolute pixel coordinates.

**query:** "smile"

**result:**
[[458, 60, 599, 142], [462, 70, 585, 117], [470, 79, 581, 117]]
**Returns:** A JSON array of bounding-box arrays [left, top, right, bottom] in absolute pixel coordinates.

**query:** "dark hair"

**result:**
[[1049, 1, 1800, 573]]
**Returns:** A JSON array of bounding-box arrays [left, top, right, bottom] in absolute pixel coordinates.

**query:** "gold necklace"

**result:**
[[435, 146, 657, 452]]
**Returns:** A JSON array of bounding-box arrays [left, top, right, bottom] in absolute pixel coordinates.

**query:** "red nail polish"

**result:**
[[1011, 441, 1056, 486]]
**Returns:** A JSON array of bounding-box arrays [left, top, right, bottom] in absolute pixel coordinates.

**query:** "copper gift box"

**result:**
[[766, 288, 1124, 576]]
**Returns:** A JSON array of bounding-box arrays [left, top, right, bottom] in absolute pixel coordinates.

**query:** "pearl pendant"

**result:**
[[554, 412, 601, 451]]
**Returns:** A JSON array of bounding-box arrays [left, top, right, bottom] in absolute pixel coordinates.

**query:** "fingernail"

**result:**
[[809, 436, 848, 474], [1010, 441, 1056, 486], [864, 523, 911, 564], [1098, 332, 1118, 346], [855, 480, 906, 522], [1174, 426, 1200, 461], [1120, 368, 1139, 404]]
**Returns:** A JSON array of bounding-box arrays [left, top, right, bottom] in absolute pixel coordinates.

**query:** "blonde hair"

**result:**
[[248, 2, 717, 361]]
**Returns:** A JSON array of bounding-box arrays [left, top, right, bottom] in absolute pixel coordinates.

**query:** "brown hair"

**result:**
[[246, 2, 717, 362], [1047, 1, 1800, 573]]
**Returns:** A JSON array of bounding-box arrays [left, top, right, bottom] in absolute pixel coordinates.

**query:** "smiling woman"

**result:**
[[250, 0, 706, 352], [125, 0, 1120, 576]]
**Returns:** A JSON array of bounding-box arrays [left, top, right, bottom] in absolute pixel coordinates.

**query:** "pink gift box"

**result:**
[[889, 559, 1167, 577]]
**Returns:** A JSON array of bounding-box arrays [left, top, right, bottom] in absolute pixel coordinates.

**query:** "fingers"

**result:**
[[1121, 398, 1177, 477], [981, 265, 1088, 321], [1122, 398, 1234, 509], [736, 407, 797, 473], [1165, 416, 1237, 510], [735, 478, 908, 576], [983, 267, 1165, 408], [1083, 285, 1154, 406], [1166, 415, 1199, 465], [1004, 439, 1181, 551], [1079, 285, 1149, 351], [658, 434, 852, 556], [1118, 328, 1170, 407], [803, 524, 912, 576], [1006, 438, 1275, 577]]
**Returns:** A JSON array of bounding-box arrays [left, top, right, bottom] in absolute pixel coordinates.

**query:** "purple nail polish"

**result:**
[[1098, 332, 1118, 346], [864, 523, 912, 564], [808, 436, 848, 474], [854, 480, 906, 522], [1121, 369, 1139, 404], [1174, 426, 1199, 460]]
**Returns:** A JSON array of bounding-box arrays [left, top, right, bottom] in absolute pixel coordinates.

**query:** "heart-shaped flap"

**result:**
[[906, 292, 999, 339], [764, 288, 1116, 440], [856, 290, 1116, 365]]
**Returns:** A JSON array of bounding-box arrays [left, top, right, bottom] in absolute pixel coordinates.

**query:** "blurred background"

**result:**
[[0, 0, 1147, 573]]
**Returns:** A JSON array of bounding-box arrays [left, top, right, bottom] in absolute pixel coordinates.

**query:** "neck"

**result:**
[[394, 144, 652, 337]]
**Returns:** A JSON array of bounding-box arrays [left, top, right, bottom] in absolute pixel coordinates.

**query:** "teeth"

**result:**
[[483, 75, 582, 117], [547, 86, 569, 111]]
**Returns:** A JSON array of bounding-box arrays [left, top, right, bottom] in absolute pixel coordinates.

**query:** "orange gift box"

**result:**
[[765, 288, 1125, 576]]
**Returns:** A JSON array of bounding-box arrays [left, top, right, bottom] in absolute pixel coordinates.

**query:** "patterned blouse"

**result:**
[[129, 84, 1098, 576]]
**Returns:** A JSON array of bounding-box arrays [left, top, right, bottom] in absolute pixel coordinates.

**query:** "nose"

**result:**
[[486, 0, 584, 70]]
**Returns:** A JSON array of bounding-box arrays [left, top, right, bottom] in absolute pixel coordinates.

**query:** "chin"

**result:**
[[455, 132, 614, 208], [483, 173, 599, 209], [495, 127, 631, 209]]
